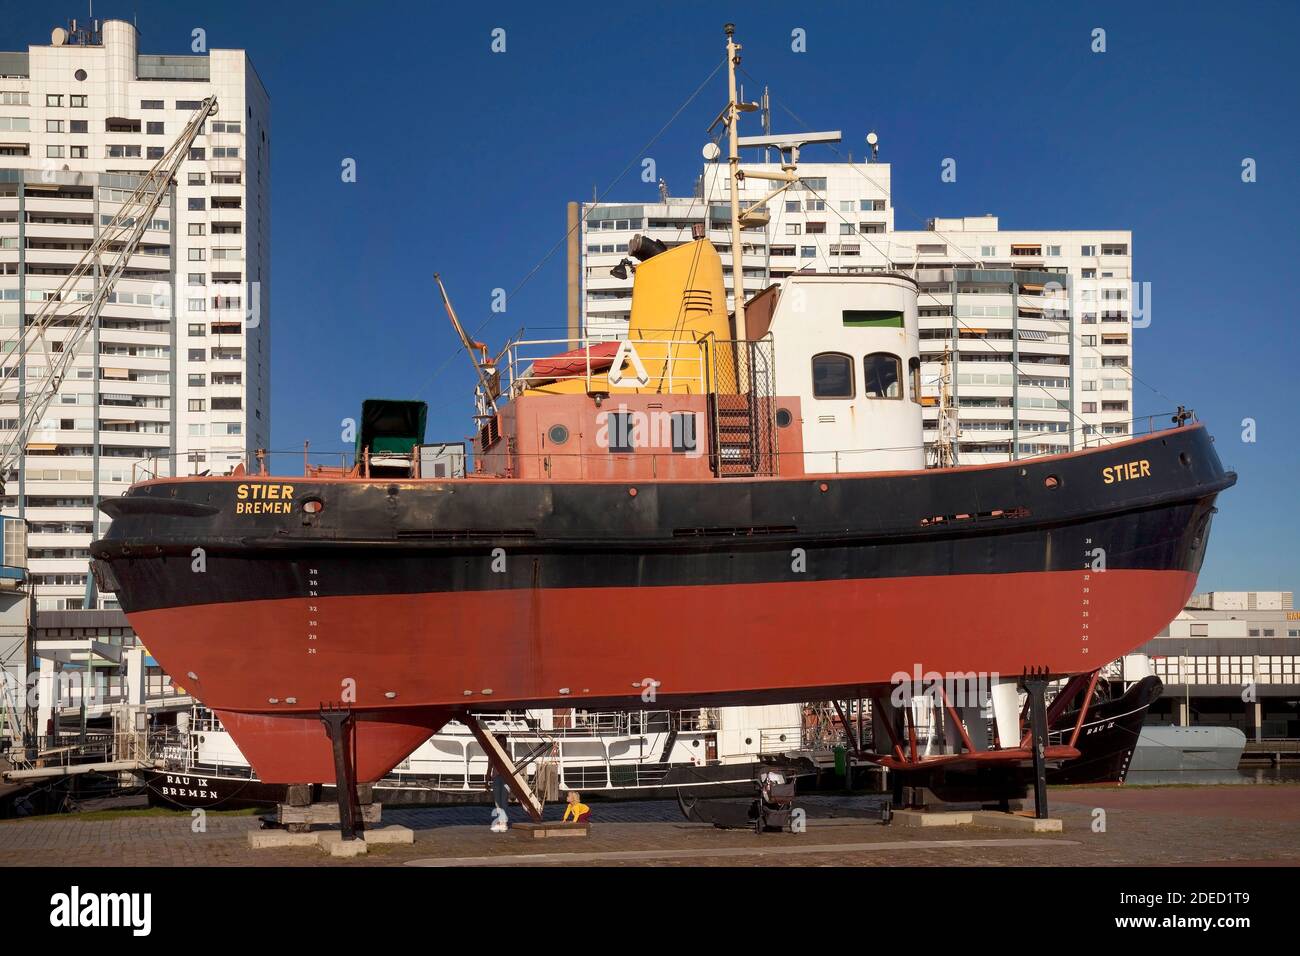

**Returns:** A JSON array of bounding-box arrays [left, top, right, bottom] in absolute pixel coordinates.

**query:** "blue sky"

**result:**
[[9, 1, 1299, 590]]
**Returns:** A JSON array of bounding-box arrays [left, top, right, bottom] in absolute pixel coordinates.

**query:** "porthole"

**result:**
[[775, 407, 793, 428], [74, 69, 87, 81], [548, 424, 570, 445], [1179, 452, 1191, 468], [301, 498, 324, 514], [1044, 475, 1061, 489]]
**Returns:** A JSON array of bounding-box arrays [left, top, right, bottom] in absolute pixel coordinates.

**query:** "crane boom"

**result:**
[[0, 95, 218, 493]]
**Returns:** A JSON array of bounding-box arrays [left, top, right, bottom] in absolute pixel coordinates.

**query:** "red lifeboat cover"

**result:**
[[530, 340, 620, 379]]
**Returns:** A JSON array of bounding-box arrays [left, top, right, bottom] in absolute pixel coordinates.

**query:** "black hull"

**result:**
[[95, 426, 1232, 611], [141, 760, 787, 812], [1047, 676, 1164, 785]]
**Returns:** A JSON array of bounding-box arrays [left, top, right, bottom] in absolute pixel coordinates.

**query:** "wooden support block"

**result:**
[[277, 801, 382, 826]]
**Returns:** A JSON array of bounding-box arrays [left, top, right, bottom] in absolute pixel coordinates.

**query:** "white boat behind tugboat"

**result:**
[[142, 704, 816, 811]]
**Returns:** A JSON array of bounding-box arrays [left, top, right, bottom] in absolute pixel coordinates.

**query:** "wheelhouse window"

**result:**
[[908, 356, 921, 404], [863, 352, 902, 399], [811, 352, 854, 398]]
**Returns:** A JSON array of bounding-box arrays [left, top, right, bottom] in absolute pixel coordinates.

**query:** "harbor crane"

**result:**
[[0, 95, 218, 494]]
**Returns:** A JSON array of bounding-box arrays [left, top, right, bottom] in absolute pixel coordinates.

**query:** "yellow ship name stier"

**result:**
[[1101, 459, 1150, 484], [235, 483, 296, 514]]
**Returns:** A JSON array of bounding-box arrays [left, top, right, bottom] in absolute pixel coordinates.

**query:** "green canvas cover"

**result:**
[[356, 399, 428, 458]]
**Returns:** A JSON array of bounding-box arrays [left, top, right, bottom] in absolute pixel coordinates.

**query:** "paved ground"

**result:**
[[0, 786, 1297, 867]]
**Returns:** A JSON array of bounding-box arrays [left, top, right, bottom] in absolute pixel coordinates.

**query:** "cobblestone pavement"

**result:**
[[0, 786, 1296, 867]]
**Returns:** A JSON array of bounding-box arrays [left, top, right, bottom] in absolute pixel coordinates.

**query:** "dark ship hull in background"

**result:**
[[1048, 676, 1164, 785]]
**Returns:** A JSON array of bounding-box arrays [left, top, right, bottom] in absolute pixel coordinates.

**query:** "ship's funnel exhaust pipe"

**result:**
[[628, 234, 668, 262]]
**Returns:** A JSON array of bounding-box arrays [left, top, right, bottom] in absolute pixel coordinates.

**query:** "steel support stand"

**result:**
[[319, 705, 363, 841], [1020, 667, 1051, 820]]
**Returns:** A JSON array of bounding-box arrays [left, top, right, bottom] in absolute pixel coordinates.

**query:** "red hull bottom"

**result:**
[[134, 568, 1195, 783]]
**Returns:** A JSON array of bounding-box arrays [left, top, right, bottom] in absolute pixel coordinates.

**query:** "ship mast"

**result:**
[[724, 23, 748, 341], [932, 347, 960, 468], [713, 25, 841, 339]]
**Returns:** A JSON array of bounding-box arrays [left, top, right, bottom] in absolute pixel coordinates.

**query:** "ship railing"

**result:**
[[114, 408, 1199, 487], [467, 709, 676, 738], [495, 332, 710, 404]]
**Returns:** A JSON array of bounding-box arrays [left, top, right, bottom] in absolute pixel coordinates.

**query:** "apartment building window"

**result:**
[[839, 223, 855, 235], [859, 223, 884, 234], [188, 172, 205, 186], [216, 422, 243, 436], [188, 373, 206, 387], [839, 200, 854, 212], [147, 146, 164, 160], [188, 223, 206, 236], [188, 323, 205, 336], [1046, 245, 1061, 256], [177, 100, 204, 111], [1081, 268, 1096, 278], [980, 245, 997, 257], [806, 222, 826, 234], [784, 200, 799, 212], [860, 199, 886, 212], [1101, 243, 1128, 256], [188, 424, 207, 437], [1082, 335, 1096, 346], [146, 121, 164, 135], [801, 246, 815, 258], [187, 298, 206, 313], [47, 119, 64, 133], [188, 198, 206, 211], [70, 146, 87, 159], [1082, 402, 1097, 413], [188, 249, 206, 261], [141, 99, 163, 110], [69, 94, 86, 107], [70, 119, 87, 133], [212, 121, 242, 133], [46, 94, 62, 107], [786, 223, 801, 235], [106, 145, 141, 158], [806, 200, 825, 211], [212, 146, 239, 159], [187, 273, 205, 285], [189, 147, 205, 161], [187, 349, 205, 362], [1082, 380, 1098, 392], [188, 399, 205, 412], [1081, 245, 1096, 256], [46, 146, 64, 159], [0, 92, 29, 106]]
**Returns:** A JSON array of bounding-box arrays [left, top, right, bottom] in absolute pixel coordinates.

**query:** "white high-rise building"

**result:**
[[576, 161, 1133, 466], [0, 19, 271, 609]]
